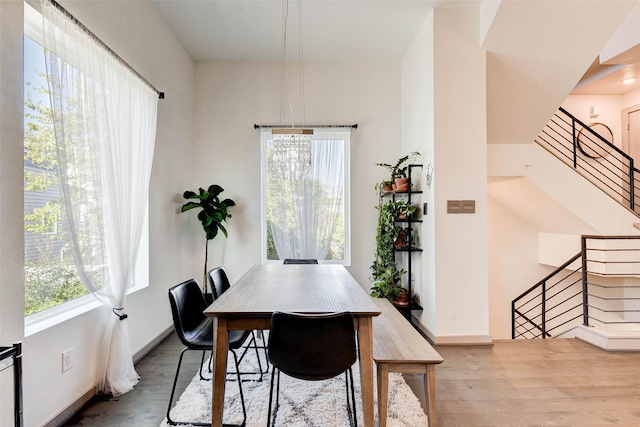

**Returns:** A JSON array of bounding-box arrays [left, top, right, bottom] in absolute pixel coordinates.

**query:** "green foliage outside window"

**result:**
[[265, 145, 345, 261], [23, 41, 86, 315], [24, 263, 87, 315]]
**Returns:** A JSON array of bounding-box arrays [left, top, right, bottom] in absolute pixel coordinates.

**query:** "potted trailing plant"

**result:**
[[393, 288, 410, 307], [381, 180, 394, 194], [370, 266, 405, 299], [180, 184, 236, 296], [395, 229, 408, 250], [394, 200, 417, 220], [374, 180, 394, 195], [370, 198, 416, 299]]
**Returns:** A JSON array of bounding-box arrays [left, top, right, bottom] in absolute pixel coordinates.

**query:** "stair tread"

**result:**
[[579, 325, 640, 338]]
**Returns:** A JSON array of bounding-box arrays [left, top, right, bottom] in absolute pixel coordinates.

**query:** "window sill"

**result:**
[[25, 283, 147, 337]]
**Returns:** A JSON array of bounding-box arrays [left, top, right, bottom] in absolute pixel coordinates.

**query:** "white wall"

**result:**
[[0, 2, 26, 425], [432, 6, 491, 343], [562, 95, 624, 150], [400, 4, 493, 344], [488, 194, 555, 339], [193, 60, 401, 288], [484, 0, 635, 146], [623, 86, 640, 107], [401, 13, 435, 335], [562, 91, 640, 149], [0, 1, 195, 425]]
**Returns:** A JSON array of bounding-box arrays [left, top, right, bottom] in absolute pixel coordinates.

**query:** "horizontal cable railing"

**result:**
[[536, 107, 640, 215], [582, 235, 640, 328], [512, 253, 582, 339], [512, 236, 640, 339]]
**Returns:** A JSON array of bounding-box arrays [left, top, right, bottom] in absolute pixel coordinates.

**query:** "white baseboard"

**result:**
[[43, 385, 96, 427], [410, 316, 493, 345], [574, 324, 640, 352], [434, 334, 493, 345], [409, 316, 436, 343], [133, 326, 174, 363]]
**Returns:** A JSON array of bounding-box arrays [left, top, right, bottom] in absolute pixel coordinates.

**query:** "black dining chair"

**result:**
[[282, 258, 318, 264], [207, 266, 268, 380], [208, 265, 231, 299], [167, 279, 247, 427], [266, 311, 358, 427]]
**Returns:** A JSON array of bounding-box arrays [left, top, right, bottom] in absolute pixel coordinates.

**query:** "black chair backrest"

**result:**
[[168, 279, 207, 347], [283, 259, 318, 264], [207, 266, 231, 300], [268, 311, 356, 381]]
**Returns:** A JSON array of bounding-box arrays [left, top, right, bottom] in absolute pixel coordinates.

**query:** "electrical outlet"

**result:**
[[62, 348, 73, 373]]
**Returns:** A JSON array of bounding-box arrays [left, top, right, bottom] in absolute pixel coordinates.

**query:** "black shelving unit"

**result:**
[[1, 342, 23, 427], [382, 164, 423, 319]]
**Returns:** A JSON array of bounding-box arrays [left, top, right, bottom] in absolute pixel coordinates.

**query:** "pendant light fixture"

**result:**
[[271, 0, 313, 180]]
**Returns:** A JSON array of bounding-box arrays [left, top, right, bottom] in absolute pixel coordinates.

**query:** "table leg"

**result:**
[[212, 317, 229, 427], [377, 363, 389, 427], [358, 316, 375, 427], [425, 364, 437, 427]]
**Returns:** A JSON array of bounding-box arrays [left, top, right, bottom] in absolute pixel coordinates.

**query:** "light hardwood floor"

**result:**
[[63, 333, 199, 426], [430, 339, 640, 426], [64, 335, 640, 427]]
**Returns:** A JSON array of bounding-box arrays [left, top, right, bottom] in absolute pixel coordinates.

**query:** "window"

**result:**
[[261, 129, 351, 264], [23, 3, 149, 321], [23, 31, 89, 316]]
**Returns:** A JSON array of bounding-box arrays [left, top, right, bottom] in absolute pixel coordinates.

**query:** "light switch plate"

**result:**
[[447, 200, 461, 214], [461, 200, 475, 214]]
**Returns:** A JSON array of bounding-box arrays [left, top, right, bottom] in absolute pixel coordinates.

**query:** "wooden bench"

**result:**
[[372, 298, 443, 427]]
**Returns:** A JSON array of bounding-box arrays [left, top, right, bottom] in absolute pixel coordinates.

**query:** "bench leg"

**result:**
[[424, 364, 437, 427], [376, 363, 389, 427]]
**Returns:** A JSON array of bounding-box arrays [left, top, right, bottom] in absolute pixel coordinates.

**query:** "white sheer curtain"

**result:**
[[41, 0, 158, 396], [266, 130, 346, 260]]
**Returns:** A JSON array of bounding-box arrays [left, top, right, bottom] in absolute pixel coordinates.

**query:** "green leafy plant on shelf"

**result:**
[[370, 197, 416, 299], [181, 184, 236, 294], [374, 151, 421, 182]]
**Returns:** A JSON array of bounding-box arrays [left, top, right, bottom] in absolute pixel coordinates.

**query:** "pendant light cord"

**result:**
[[280, 0, 288, 125], [297, 0, 306, 128], [280, 0, 306, 129]]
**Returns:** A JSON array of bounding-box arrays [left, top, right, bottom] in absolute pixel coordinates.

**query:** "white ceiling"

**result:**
[[151, 0, 640, 95], [150, 0, 443, 62], [572, 52, 640, 95]]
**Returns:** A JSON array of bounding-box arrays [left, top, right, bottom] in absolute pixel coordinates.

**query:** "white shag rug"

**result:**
[[161, 341, 429, 427]]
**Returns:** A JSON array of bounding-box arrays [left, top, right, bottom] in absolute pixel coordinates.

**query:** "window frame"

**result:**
[[23, 2, 149, 333], [260, 128, 351, 265]]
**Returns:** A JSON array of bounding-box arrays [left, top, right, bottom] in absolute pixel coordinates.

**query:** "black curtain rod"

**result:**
[[47, 0, 165, 99], [254, 124, 358, 129]]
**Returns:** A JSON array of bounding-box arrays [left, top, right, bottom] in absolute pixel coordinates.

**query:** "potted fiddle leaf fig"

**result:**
[[181, 184, 236, 295]]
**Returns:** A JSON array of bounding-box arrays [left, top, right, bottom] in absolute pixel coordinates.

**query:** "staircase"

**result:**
[[503, 107, 640, 350], [536, 107, 640, 216], [512, 235, 640, 350]]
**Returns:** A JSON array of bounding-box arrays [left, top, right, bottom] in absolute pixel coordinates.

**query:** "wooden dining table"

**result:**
[[204, 264, 381, 427]]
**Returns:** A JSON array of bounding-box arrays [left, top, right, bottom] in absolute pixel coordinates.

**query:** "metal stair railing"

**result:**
[[512, 253, 583, 339], [512, 235, 640, 339], [536, 106, 640, 215]]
